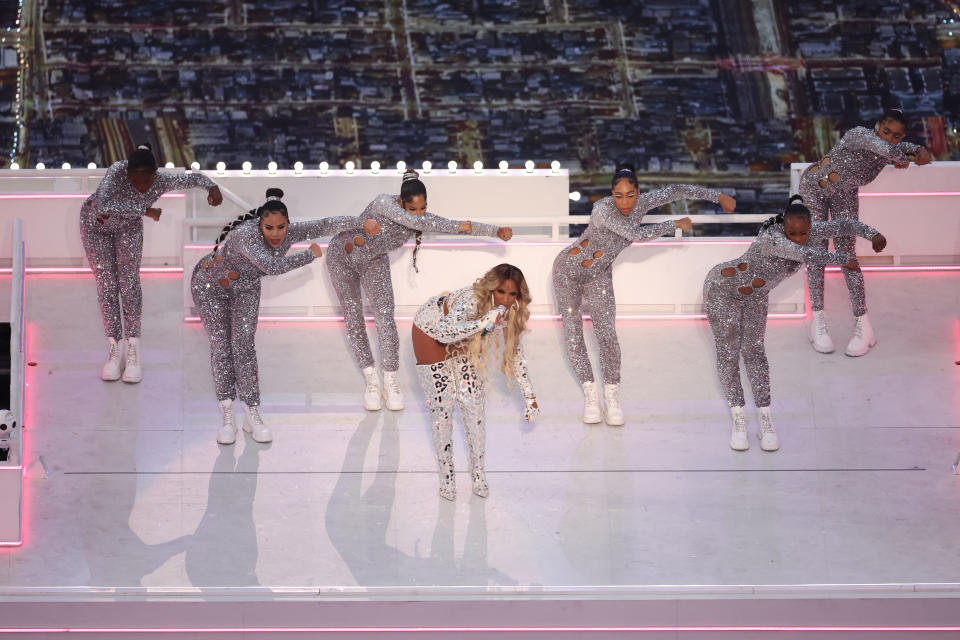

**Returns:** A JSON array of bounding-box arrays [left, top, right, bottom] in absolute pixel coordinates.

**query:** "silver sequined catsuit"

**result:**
[[552, 186, 721, 384], [325, 193, 500, 373], [80, 161, 215, 340], [704, 219, 879, 407], [413, 286, 537, 498], [798, 126, 919, 317], [191, 216, 358, 405]]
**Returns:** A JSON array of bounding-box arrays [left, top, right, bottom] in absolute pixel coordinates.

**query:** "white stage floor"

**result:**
[[2, 270, 959, 597]]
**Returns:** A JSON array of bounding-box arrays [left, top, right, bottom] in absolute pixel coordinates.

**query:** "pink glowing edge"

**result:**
[[858, 191, 960, 197], [0, 268, 183, 274], [0, 626, 959, 634], [0, 193, 185, 199], [184, 313, 808, 323]]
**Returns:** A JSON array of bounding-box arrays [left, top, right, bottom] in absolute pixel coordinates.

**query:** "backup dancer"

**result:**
[[412, 263, 538, 500], [326, 169, 512, 412], [553, 163, 736, 425], [192, 188, 363, 445], [704, 196, 887, 451], [81, 143, 223, 383], [799, 108, 931, 356]]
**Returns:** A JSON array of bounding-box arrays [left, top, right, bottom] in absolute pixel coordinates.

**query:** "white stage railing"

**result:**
[[1, 218, 25, 546]]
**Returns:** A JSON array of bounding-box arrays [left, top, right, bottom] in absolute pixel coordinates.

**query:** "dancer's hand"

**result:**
[[915, 148, 933, 165], [363, 218, 381, 237], [893, 159, 910, 169], [844, 258, 861, 271], [309, 243, 323, 258], [523, 397, 540, 422], [459, 221, 473, 234], [145, 208, 161, 222], [674, 217, 693, 233], [871, 233, 887, 252], [208, 186, 223, 206], [719, 194, 736, 213], [497, 227, 513, 241]]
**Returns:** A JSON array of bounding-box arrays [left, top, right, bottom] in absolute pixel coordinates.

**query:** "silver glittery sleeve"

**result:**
[[463, 220, 502, 238], [513, 340, 536, 398], [764, 231, 849, 266], [809, 219, 879, 242], [837, 127, 908, 164], [369, 195, 462, 234], [429, 288, 505, 344], [92, 162, 133, 217], [599, 211, 678, 243], [285, 216, 364, 243], [154, 170, 217, 193], [896, 140, 923, 156], [636, 184, 722, 212], [235, 224, 315, 275]]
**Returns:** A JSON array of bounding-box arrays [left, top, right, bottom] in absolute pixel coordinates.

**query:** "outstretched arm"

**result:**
[[764, 233, 851, 266], [512, 341, 539, 422], [236, 226, 315, 275], [836, 127, 909, 165], [285, 216, 366, 243]]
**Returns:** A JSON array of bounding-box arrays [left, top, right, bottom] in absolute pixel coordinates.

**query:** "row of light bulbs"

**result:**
[[8, 159, 563, 175]]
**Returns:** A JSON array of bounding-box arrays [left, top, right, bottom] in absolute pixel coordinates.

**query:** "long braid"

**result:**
[[400, 168, 427, 273], [214, 208, 259, 252], [412, 231, 422, 273]]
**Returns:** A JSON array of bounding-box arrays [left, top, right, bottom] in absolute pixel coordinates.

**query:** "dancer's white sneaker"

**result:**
[[808, 310, 835, 354], [101, 337, 124, 381], [121, 336, 142, 383], [845, 313, 877, 357], [362, 366, 383, 411], [581, 381, 602, 424], [603, 383, 625, 426], [729, 406, 749, 451], [383, 370, 404, 411], [242, 405, 273, 443], [216, 399, 237, 445], [757, 406, 780, 452]]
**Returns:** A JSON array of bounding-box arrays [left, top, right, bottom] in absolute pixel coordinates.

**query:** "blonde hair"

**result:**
[[448, 263, 531, 383]]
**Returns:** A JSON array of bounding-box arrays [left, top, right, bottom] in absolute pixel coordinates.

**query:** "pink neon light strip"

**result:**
[[0, 193, 185, 200], [0, 268, 183, 274], [184, 240, 753, 250], [824, 265, 960, 272], [1, 625, 959, 634], [858, 191, 960, 197], [184, 313, 806, 323]]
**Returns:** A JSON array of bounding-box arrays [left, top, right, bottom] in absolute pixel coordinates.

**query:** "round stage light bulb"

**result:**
[[370, 160, 381, 174], [396, 160, 406, 173], [422, 160, 432, 173], [569, 191, 581, 201], [216, 161, 226, 174], [9, 162, 19, 170], [498, 160, 509, 173], [524, 160, 535, 173], [164, 161, 175, 169], [447, 160, 457, 173], [35, 162, 45, 170], [267, 161, 278, 174], [551, 160, 561, 173], [319, 161, 329, 174], [61, 162, 71, 170], [190, 161, 201, 171], [345, 160, 355, 174], [87, 162, 96, 169], [242, 161, 252, 174], [473, 161, 483, 173], [293, 161, 304, 174]]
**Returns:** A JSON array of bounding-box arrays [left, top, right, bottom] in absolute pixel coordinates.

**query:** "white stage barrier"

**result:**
[[790, 161, 960, 266], [0, 219, 24, 546]]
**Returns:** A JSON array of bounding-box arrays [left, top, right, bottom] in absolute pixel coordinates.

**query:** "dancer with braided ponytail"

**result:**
[[81, 143, 223, 383], [412, 263, 538, 500], [800, 107, 932, 356], [326, 169, 513, 413], [552, 163, 736, 426], [192, 188, 364, 445], [703, 195, 888, 452]]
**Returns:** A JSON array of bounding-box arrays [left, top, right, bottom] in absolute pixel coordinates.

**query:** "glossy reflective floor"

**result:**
[[1, 271, 958, 592]]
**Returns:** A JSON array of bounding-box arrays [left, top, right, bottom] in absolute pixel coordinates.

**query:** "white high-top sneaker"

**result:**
[[729, 406, 749, 451], [757, 406, 780, 451], [603, 383, 625, 426], [808, 310, 835, 353], [845, 313, 877, 357], [242, 405, 273, 443], [121, 336, 142, 383], [581, 381, 602, 424], [383, 370, 404, 411], [101, 337, 124, 381], [361, 366, 383, 411], [216, 399, 237, 445]]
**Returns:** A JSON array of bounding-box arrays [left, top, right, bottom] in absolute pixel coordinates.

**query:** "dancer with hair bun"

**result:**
[[800, 107, 932, 356], [81, 143, 223, 383], [704, 195, 888, 452], [412, 263, 538, 500], [552, 163, 736, 426], [327, 169, 513, 413], [192, 188, 363, 445]]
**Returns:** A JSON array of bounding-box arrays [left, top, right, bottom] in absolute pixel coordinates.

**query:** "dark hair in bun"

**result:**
[[611, 162, 638, 189], [879, 107, 907, 128], [214, 187, 289, 251], [760, 194, 811, 232], [400, 168, 427, 204], [128, 142, 157, 173]]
